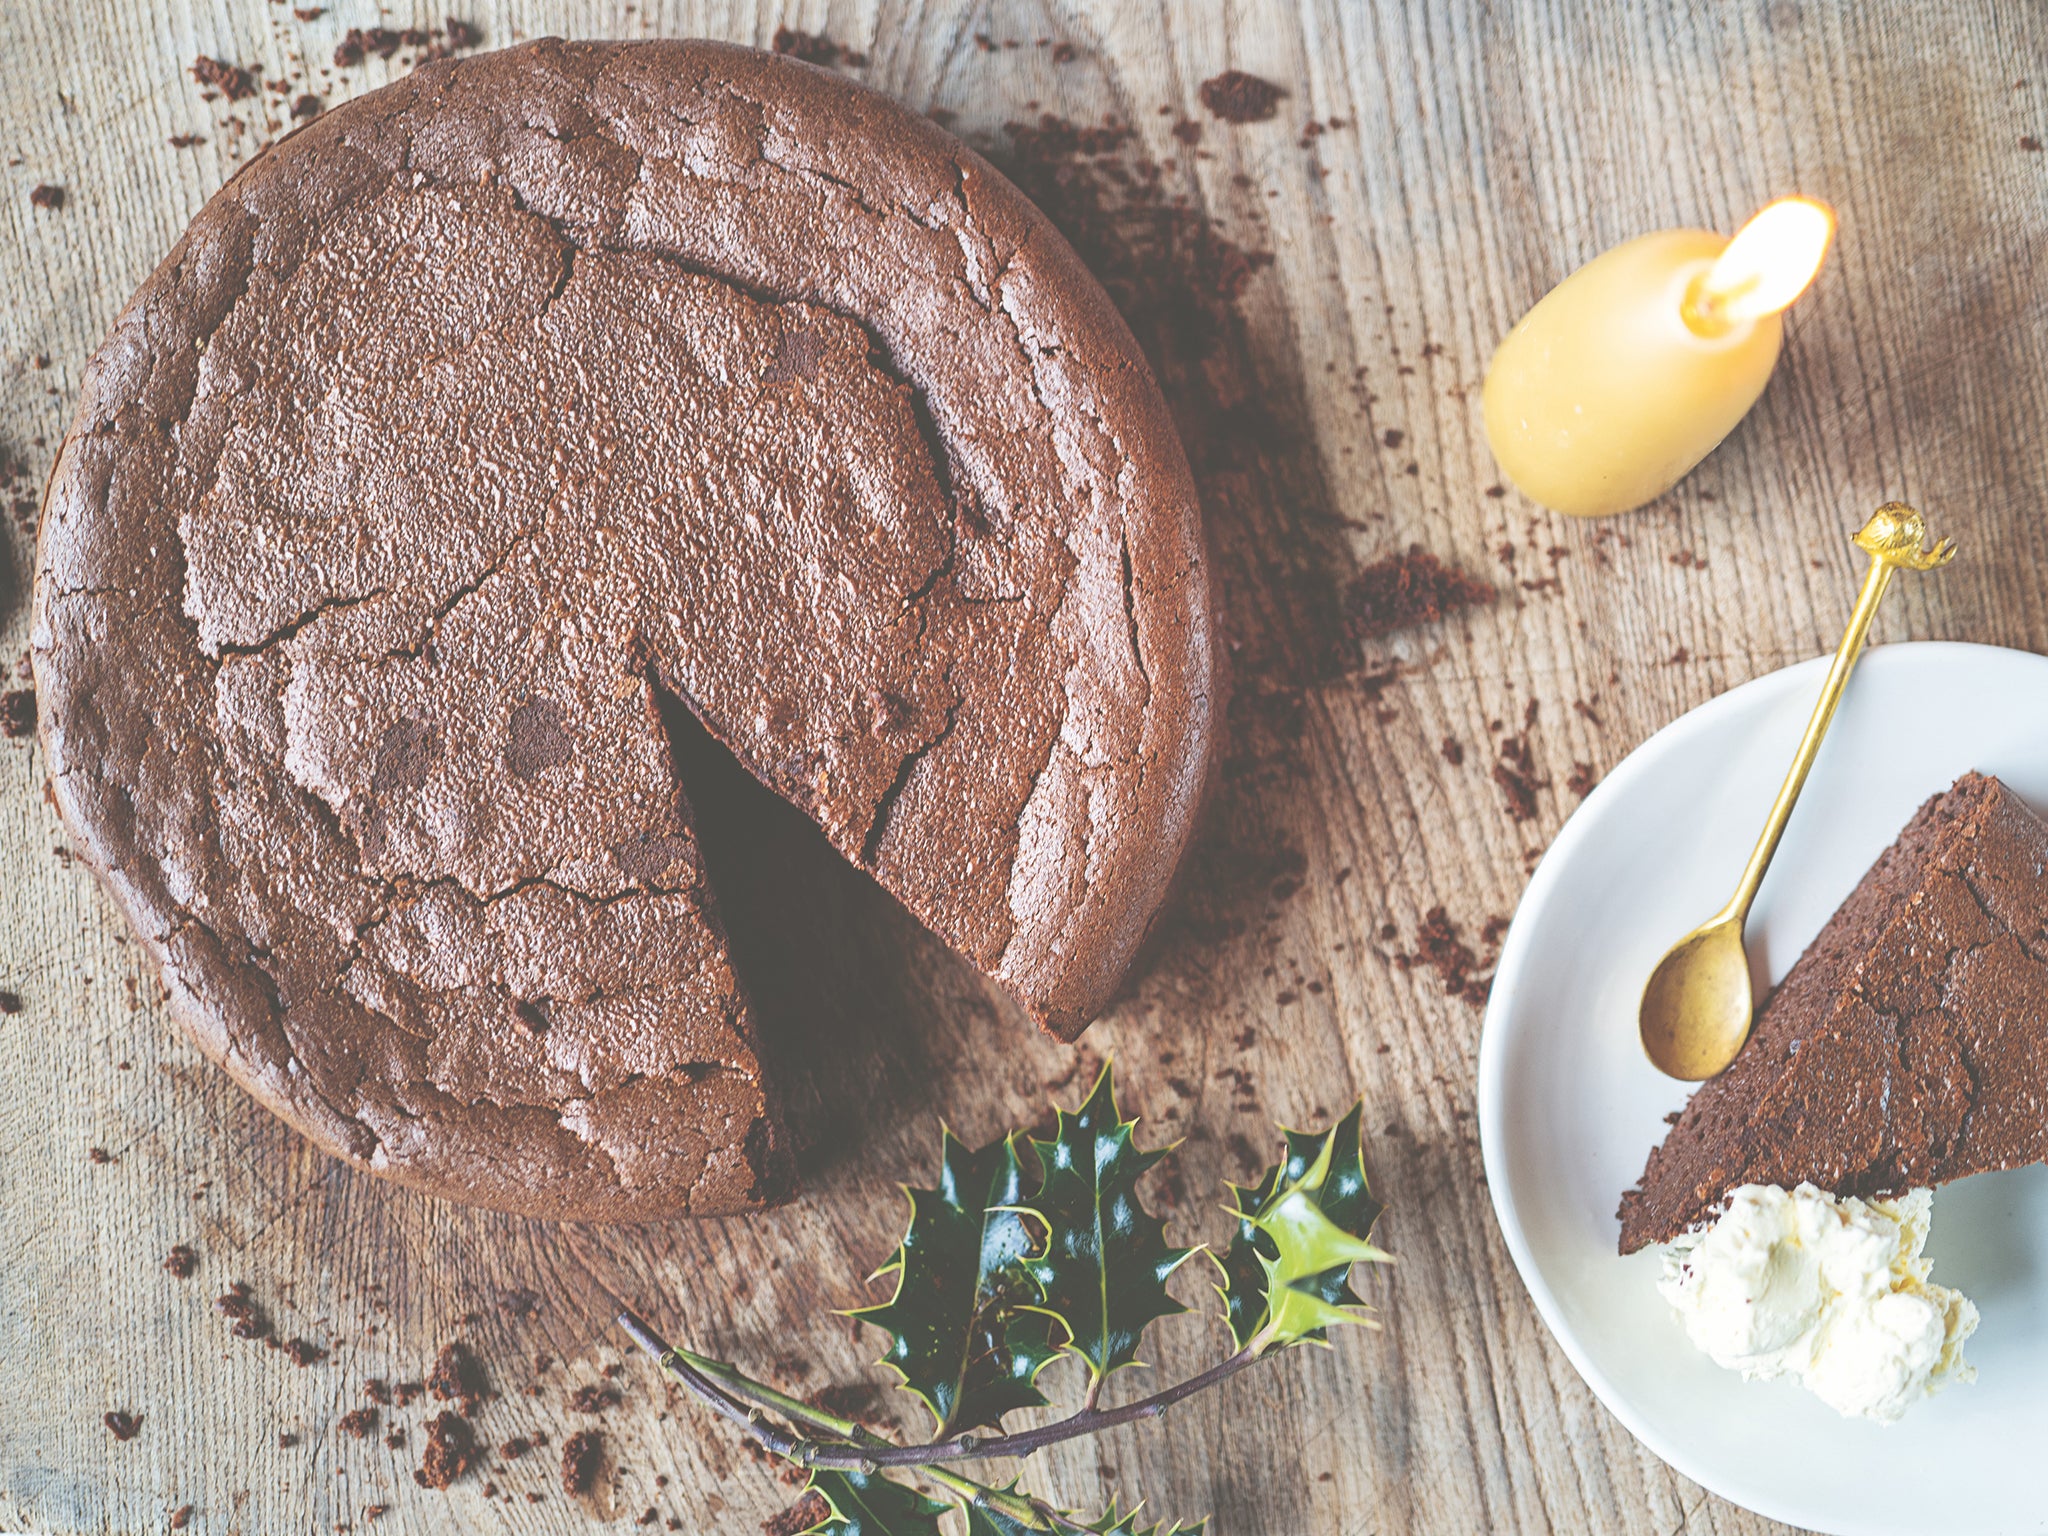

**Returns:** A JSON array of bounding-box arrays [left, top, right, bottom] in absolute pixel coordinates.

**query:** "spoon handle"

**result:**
[[1717, 501, 1958, 925], [1718, 554, 1896, 924]]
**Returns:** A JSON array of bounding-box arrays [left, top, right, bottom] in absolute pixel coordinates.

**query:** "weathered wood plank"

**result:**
[[2, 2, 2042, 1533]]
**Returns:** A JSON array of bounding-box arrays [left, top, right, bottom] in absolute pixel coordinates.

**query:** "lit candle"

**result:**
[[1482, 197, 1835, 518]]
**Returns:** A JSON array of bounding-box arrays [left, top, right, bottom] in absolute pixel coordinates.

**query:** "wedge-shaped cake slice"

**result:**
[[1620, 771, 2048, 1253]]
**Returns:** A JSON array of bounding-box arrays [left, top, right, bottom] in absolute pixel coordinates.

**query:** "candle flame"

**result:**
[[1685, 196, 1835, 334]]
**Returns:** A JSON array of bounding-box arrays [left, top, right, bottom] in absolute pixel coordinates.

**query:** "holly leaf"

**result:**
[[1217, 1102, 1390, 1349], [1019, 1061, 1198, 1386], [959, 1488, 1206, 1536], [796, 1469, 948, 1536], [850, 1130, 1057, 1435]]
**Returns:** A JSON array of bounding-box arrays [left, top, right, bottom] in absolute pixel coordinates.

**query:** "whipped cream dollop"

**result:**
[[1657, 1182, 1978, 1423]]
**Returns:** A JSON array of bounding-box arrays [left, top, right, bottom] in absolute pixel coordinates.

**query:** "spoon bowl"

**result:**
[[1639, 915, 1755, 1080]]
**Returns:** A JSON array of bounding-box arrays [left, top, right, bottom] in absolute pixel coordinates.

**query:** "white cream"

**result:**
[[1657, 1182, 1978, 1423]]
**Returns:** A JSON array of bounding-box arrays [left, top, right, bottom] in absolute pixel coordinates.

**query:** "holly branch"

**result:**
[[617, 1063, 1391, 1535]]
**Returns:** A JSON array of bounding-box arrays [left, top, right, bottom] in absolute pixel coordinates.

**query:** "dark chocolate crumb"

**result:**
[[383, 1429, 406, 1450], [286, 1337, 329, 1368], [1199, 69, 1287, 124], [168, 134, 206, 149], [414, 1412, 476, 1490], [427, 1341, 487, 1415], [189, 56, 254, 100], [338, 1407, 378, 1439], [0, 990, 20, 1014], [363, 1379, 392, 1405], [499, 1436, 533, 1459], [29, 184, 64, 209], [1440, 735, 1464, 767], [163, 1244, 198, 1278], [170, 1506, 193, 1530], [560, 1429, 603, 1497], [770, 27, 866, 67], [2022, 134, 2043, 151], [104, 1410, 143, 1441], [291, 94, 322, 120], [279, 1432, 300, 1448], [89, 1146, 115, 1164], [570, 1384, 621, 1414], [1566, 761, 1599, 798]]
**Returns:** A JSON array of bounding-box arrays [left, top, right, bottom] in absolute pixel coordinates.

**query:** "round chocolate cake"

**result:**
[[32, 39, 1213, 1220]]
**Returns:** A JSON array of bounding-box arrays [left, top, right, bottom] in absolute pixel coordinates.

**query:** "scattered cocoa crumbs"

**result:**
[[1440, 735, 1464, 767], [89, 1146, 115, 1164], [383, 1429, 406, 1451], [1389, 906, 1497, 1005], [1566, 761, 1599, 798], [2, 691, 37, 740], [337, 1407, 378, 1439], [392, 1381, 423, 1407], [293, 5, 324, 17], [1571, 697, 1603, 727], [1667, 647, 1691, 665], [163, 1244, 198, 1278], [1051, 40, 1078, 63], [499, 1435, 533, 1459], [2022, 134, 2043, 151], [1492, 726, 1547, 823], [279, 1432, 300, 1448], [770, 26, 868, 67], [415, 1412, 477, 1490], [764, 1490, 831, 1536], [1381, 428, 1404, 449], [364, 1508, 388, 1523], [292, 94, 322, 120], [560, 1429, 603, 1497], [428, 1341, 487, 1415], [189, 56, 254, 100], [170, 1507, 193, 1530], [168, 134, 206, 149], [1199, 69, 1287, 124], [1344, 546, 1496, 639], [104, 1410, 143, 1441], [0, 990, 21, 1014], [570, 1384, 621, 1414], [1669, 549, 1706, 569], [286, 1337, 329, 1368], [29, 183, 63, 209], [363, 1379, 392, 1405]]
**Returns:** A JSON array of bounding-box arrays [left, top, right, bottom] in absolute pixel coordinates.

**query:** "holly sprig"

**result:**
[[618, 1061, 1391, 1534]]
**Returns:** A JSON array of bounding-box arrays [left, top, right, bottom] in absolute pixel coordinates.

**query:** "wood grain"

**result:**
[[2, 2, 2043, 1533]]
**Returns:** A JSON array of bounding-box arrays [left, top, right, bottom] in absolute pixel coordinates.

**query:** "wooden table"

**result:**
[[3, 3, 2042, 1533]]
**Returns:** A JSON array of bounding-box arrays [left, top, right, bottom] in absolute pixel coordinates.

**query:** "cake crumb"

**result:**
[[104, 1410, 143, 1441], [414, 1412, 476, 1490], [560, 1429, 603, 1496], [29, 184, 64, 209], [163, 1244, 198, 1278], [1199, 69, 1287, 124]]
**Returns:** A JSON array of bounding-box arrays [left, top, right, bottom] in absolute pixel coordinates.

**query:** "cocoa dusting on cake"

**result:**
[[1619, 772, 2048, 1252], [560, 1429, 604, 1497], [163, 1244, 198, 1278], [337, 1407, 379, 1439], [103, 1410, 143, 1441], [189, 56, 255, 100], [1199, 69, 1287, 124], [428, 1341, 487, 1415], [29, 184, 64, 210], [1344, 547, 1496, 640], [414, 1412, 476, 1489]]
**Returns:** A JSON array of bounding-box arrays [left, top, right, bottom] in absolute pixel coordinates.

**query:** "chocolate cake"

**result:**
[[1619, 772, 2048, 1253], [32, 40, 1213, 1220]]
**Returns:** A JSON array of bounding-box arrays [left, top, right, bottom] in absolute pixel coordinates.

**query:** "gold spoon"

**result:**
[[1638, 503, 1956, 1081]]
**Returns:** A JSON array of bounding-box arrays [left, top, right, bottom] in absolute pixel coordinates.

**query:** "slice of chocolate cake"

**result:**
[[1619, 771, 2048, 1253]]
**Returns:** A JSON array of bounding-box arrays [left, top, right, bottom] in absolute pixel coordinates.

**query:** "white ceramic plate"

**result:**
[[1478, 642, 2048, 1536]]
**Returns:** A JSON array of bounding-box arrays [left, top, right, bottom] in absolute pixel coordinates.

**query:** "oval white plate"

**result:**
[[1478, 641, 2048, 1536]]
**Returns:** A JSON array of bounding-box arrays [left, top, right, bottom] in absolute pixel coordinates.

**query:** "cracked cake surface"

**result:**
[[1619, 771, 2048, 1253], [31, 39, 1214, 1220]]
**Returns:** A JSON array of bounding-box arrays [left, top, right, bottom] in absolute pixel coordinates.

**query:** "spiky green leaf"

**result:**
[[1019, 1062, 1197, 1385], [1217, 1102, 1389, 1348], [796, 1469, 948, 1536], [850, 1130, 1057, 1435]]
